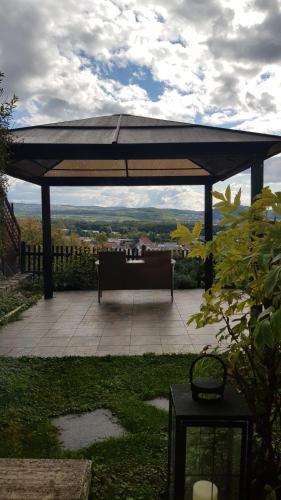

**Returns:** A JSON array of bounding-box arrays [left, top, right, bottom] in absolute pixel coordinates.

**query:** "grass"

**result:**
[[0, 354, 196, 499]]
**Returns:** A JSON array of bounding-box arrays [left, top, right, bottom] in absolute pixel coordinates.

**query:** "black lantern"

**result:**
[[168, 355, 253, 500]]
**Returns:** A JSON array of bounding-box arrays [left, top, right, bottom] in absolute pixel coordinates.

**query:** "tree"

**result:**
[[19, 217, 84, 247], [93, 231, 108, 248], [0, 73, 17, 256], [171, 187, 281, 499]]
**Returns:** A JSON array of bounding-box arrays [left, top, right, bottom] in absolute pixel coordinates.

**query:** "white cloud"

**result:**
[[7, 179, 205, 210], [0, 0, 280, 132], [2, 0, 281, 208]]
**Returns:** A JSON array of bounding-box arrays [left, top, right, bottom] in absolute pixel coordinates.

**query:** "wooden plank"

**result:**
[[0, 459, 92, 500]]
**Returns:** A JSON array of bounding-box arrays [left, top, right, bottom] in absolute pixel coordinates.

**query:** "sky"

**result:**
[[1, 0, 280, 210]]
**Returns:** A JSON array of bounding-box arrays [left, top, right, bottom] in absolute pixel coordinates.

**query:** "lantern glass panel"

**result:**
[[185, 426, 242, 500]]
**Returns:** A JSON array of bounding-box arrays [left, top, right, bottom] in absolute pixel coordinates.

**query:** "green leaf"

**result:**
[[213, 191, 225, 201], [272, 254, 281, 264], [213, 201, 226, 208], [257, 307, 274, 321], [191, 222, 202, 239], [225, 185, 231, 202], [170, 223, 193, 244], [264, 266, 281, 296], [254, 318, 274, 349], [270, 308, 281, 342], [233, 188, 241, 209]]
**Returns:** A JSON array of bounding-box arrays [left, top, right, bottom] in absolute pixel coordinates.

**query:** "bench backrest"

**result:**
[[144, 250, 171, 266], [99, 251, 126, 267]]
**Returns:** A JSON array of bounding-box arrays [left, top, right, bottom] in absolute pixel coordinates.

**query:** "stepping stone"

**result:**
[[145, 398, 169, 412], [0, 459, 91, 499], [52, 409, 126, 450]]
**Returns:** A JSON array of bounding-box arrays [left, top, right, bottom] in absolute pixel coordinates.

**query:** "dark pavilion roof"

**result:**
[[7, 114, 281, 186]]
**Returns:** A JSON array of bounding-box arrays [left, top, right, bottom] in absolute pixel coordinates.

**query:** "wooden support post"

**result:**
[[204, 183, 213, 291], [251, 161, 264, 203], [41, 185, 53, 299]]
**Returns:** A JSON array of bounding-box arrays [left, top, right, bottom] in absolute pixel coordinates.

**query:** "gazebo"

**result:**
[[6, 114, 281, 299]]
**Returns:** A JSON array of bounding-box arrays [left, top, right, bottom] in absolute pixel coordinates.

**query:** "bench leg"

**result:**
[[98, 286, 102, 303]]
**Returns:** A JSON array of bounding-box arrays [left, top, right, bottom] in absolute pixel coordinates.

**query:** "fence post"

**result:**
[[20, 241, 26, 273]]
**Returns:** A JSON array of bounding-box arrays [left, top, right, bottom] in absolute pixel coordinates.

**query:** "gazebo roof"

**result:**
[[7, 114, 281, 186]]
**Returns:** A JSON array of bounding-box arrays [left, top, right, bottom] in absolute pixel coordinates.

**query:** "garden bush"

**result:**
[[174, 256, 204, 289], [53, 254, 97, 290], [172, 186, 281, 499], [0, 288, 39, 324]]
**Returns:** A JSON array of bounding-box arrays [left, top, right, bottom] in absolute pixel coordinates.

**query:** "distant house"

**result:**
[[157, 242, 179, 251], [104, 240, 117, 249], [103, 239, 135, 250], [136, 236, 157, 251]]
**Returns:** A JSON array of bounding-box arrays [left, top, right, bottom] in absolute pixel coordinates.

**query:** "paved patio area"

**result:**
[[0, 290, 221, 357]]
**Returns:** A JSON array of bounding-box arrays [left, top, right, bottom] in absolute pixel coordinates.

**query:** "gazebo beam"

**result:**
[[39, 176, 214, 187], [251, 161, 264, 203], [204, 183, 213, 290], [11, 139, 270, 161], [41, 185, 53, 299]]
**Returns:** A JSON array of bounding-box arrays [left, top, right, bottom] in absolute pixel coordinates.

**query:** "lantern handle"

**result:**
[[189, 354, 227, 386]]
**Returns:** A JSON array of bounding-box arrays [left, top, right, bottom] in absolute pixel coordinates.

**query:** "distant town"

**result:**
[[13, 202, 214, 252]]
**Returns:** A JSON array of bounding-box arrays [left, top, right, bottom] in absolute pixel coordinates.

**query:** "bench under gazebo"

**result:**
[[6, 114, 281, 299]]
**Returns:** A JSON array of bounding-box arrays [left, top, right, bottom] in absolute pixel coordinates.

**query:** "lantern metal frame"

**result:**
[[168, 384, 253, 500], [189, 353, 227, 401]]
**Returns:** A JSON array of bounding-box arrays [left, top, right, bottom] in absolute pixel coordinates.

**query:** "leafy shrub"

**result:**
[[172, 187, 281, 499], [53, 255, 97, 290], [0, 288, 39, 324], [174, 256, 204, 289]]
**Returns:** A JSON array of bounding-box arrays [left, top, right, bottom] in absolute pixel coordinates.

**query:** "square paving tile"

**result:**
[[12, 338, 40, 348], [96, 346, 130, 355], [162, 344, 195, 353], [188, 334, 218, 345], [131, 335, 161, 346], [68, 337, 101, 347], [30, 347, 66, 357], [0, 290, 220, 357], [0, 346, 13, 355], [8, 347, 33, 357], [102, 327, 132, 336], [47, 329, 77, 337], [131, 326, 160, 335], [99, 336, 131, 346], [52, 409, 126, 450], [160, 335, 191, 345], [37, 337, 71, 347], [130, 345, 163, 355], [63, 347, 98, 356]]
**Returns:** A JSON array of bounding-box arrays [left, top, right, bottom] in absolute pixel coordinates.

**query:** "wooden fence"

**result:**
[[20, 242, 188, 275]]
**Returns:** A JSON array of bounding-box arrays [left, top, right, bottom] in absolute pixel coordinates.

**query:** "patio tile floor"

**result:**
[[0, 290, 221, 357]]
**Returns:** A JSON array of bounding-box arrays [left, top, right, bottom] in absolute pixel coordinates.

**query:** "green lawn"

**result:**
[[0, 354, 196, 499]]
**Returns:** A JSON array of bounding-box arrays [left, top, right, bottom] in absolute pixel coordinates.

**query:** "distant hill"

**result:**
[[13, 202, 224, 223]]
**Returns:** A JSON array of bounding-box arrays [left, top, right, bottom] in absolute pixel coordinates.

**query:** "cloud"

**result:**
[[7, 179, 205, 210], [0, 0, 280, 133], [1, 0, 281, 209], [264, 155, 281, 183]]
